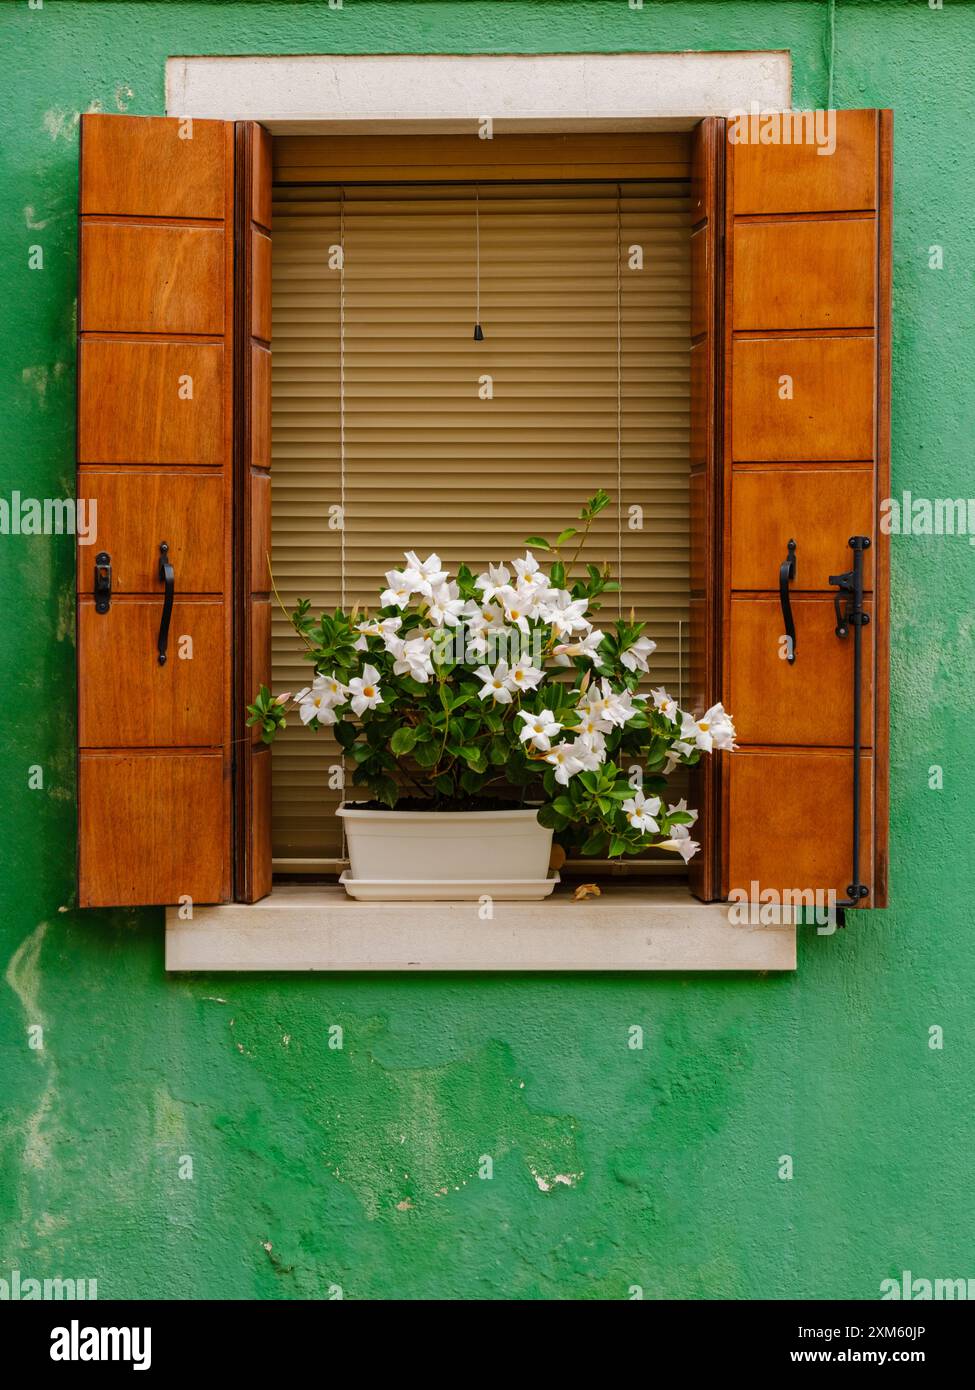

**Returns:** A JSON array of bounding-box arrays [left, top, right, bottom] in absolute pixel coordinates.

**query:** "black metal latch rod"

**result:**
[[779, 538, 797, 663], [830, 535, 871, 909], [157, 541, 174, 666]]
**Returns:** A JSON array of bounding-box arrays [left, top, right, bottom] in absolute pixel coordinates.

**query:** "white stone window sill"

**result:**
[[164, 883, 796, 973]]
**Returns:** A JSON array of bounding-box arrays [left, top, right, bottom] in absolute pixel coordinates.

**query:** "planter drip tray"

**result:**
[[338, 871, 560, 902]]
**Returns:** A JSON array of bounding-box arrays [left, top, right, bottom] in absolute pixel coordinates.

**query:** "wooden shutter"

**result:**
[[77, 114, 244, 907], [721, 110, 891, 907], [233, 123, 274, 902]]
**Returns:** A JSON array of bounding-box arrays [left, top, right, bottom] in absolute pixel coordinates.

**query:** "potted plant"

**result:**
[[248, 491, 735, 900]]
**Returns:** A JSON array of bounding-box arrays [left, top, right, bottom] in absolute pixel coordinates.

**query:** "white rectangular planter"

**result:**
[[336, 804, 554, 899]]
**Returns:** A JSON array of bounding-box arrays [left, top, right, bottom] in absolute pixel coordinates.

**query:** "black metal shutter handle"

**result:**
[[779, 538, 797, 664], [157, 542, 174, 666], [94, 551, 112, 613]]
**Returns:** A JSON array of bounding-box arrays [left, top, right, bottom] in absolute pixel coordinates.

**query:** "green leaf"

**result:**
[[582, 488, 611, 520], [607, 784, 634, 801], [398, 675, 430, 698], [505, 752, 533, 787], [433, 773, 454, 797], [333, 720, 357, 750], [390, 726, 418, 755], [524, 535, 552, 551], [555, 527, 578, 546], [414, 740, 441, 768], [552, 796, 576, 817], [372, 776, 399, 808], [609, 836, 629, 857], [580, 827, 608, 856], [488, 738, 508, 766]]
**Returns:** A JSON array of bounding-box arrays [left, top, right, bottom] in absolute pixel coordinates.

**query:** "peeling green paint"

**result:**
[[1, 1, 974, 1300]]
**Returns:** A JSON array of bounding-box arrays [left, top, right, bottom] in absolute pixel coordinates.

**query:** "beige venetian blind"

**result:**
[[271, 180, 691, 866]]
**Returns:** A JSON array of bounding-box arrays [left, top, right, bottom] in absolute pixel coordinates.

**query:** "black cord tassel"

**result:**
[[473, 323, 484, 341]]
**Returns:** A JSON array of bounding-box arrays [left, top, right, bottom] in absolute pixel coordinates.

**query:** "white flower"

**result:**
[[461, 596, 506, 632], [454, 600, 495, 658], [474, 562, 511, 603], [317, 672, 350, 707], [553, 628, 605, 666], [650, 686, 679, 721], [604, 688, 640, 728], [512, 551, 549, 590], [402, 550, 448, 598], [425, 581, 465, 628], [545, 744, 585, 785], [581, 678, 639, 730], [666, 797, 699, 826], [355, 616, 402, 650], [347, 664, 383, 716], [570, 731, 606, 771], [540, 590, 591, 638], [507, 660, 544, 694], [572, 709, 609, 740], [662, 740, 695, 775], [388, 633, 435, 684], [494, 585, 534, 636], [574, 706, 611, 735], [701, 702, 737, 751], [296, 672, 348, 724], [517, 709, 562, 752], [621, 789, 661, 834], [380, 569, 415, 609], [658, 824, 700, 863], [469, 598, 506, 628], [620, 634, 657, 674], [680, 702, 736, 753], [474, 660, 515, 704], [297, 681, 340, 727]]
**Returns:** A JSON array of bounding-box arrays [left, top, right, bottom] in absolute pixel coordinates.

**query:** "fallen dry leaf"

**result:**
[[573, 882, 601, 902]]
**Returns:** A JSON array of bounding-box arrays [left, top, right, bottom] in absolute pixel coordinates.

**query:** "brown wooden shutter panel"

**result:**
[[233, 122, 274, 903], [77, 114, 235, 906], [721, 109, 891, 908]]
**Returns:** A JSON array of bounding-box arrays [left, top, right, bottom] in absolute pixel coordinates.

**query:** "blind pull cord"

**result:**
[[473, 184, 484, 340]]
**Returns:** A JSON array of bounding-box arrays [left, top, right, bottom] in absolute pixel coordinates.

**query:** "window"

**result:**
[[74, 110, 890, 969], [270, 165, 692, 873]]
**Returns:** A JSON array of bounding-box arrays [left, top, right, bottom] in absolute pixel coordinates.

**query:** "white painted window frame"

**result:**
[[166, 50, 791, 133], [163, 50, 796, 971]]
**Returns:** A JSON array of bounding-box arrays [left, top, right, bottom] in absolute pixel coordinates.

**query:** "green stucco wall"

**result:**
[[2, 0, 973, 1300]]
